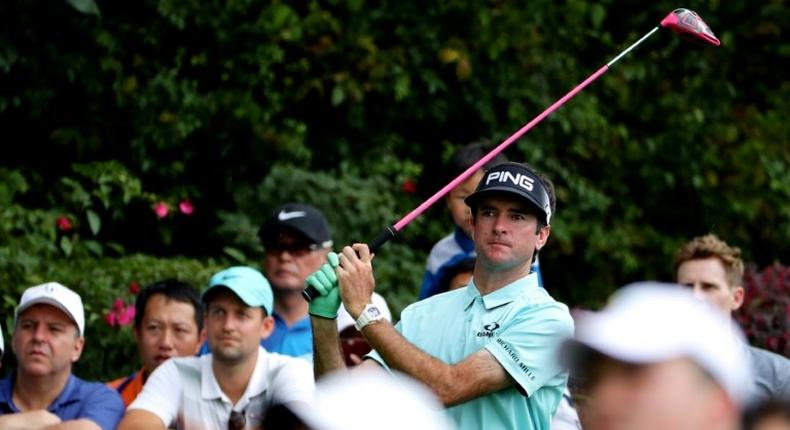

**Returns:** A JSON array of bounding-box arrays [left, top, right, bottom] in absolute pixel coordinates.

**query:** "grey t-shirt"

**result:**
[[747, 345, 790, 403]]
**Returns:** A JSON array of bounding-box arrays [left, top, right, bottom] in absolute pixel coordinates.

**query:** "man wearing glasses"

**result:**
[[118, 266, 314, 430], [258, 203, 390, 359]]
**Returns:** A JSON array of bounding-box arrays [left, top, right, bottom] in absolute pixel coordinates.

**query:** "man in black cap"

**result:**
[[259, 203, 390, 359], [258, 203, 334, 358], [309, 162, 574, 430]]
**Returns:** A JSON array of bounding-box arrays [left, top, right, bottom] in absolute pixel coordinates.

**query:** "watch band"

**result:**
[[354, 303, 384, 331]]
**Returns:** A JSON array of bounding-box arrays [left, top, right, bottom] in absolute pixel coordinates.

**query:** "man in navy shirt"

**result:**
[[0, 282, 124, 430]]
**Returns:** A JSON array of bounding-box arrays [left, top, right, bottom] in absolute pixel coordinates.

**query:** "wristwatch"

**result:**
[[354, 303, 385, 331]]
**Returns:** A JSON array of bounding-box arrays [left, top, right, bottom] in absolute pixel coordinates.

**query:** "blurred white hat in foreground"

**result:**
[[293, 369, 456, 430], [564, 282, 751, 405]]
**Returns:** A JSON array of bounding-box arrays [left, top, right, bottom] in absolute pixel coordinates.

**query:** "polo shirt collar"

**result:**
[[49, 374, 78, 410], [464, 273, 539, 310], [272, 312, 311, 331], [201, 346, 269, 409]]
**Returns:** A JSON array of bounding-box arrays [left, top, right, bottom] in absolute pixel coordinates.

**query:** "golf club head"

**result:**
[[660, 8, 720, 46]]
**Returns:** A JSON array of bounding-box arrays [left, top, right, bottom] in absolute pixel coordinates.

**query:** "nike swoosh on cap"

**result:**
[[278, 210, 306, 221]]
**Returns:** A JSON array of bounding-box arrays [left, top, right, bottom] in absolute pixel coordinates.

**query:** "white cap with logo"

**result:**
[[15, 282, 85, 337], [564, 282, 751, 406]]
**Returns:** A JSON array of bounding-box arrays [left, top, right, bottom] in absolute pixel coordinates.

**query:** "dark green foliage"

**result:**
[[1, 0, 788, 370], [0, 254, 223, 380]]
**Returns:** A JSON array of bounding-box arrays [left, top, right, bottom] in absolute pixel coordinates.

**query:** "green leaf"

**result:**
[[65, 0, 100, 16], [223, 247, 248, 263], [59, 236, 73, 256], [86, 209, 101, 235], [83, 240, 104, 256]]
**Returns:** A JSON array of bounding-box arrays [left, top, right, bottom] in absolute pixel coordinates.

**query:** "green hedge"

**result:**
[[1, 0, 788, 379], [1, 254, 224, 380]]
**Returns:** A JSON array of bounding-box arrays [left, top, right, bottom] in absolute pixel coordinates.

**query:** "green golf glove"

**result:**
[[307, 252, 341, 319]]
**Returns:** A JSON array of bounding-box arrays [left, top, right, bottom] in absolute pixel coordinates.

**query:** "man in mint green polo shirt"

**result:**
[[308, 161, 574, 430]]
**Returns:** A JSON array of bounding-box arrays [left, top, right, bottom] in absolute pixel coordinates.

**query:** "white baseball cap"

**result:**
[[564, 282, 751, 405], [291, 369, 456, 430], [15, 282, 85, 337]]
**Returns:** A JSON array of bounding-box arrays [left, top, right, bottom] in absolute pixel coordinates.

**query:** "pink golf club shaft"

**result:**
[[381, 27, 662, 243], [303, 8, 719, 301]]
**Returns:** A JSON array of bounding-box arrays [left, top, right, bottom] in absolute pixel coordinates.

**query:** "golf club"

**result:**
[[303, 8, 720, 302]]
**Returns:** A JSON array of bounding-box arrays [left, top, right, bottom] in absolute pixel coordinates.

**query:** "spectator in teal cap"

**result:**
[[119, 266, 314, 430], [204, 266, 274, 316]]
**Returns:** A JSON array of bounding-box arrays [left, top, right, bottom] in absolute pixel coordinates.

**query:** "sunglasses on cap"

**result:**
[[265, 240, 330, 257]]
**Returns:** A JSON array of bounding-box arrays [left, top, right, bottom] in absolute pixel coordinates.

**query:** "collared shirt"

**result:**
[[745, 343, 790, 403], [261, 313, 313, 359], [129, 346, 314, 430], [368, 273, 573, 430], [0, 372, 124, 430], [107, 368, 146, 408]]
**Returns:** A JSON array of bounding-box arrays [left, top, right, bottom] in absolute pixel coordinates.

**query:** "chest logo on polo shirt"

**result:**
[[476, 322, 500, 337]]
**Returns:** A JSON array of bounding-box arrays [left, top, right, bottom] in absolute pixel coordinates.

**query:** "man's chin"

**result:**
[[271, 282, 305, 293], [212, 348, 246, 365], [20, 363, 54, 377]]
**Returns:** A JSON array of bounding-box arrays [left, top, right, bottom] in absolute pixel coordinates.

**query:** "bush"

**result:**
[[217, 162, 437, 317], [734, 263, 790, 357], [0, 254, 225, 381]]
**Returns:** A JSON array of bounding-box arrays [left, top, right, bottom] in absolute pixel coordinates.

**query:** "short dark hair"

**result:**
[[528, 163, 556, 230], [134, 279, 203, 332], [446, 141, 509, 183]]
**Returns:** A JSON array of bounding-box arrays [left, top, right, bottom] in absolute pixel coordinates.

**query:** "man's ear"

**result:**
[[535, 225, 551, 251], [194, 327, 207, 354], [731, 285, 745, 311], [71, 335, 85, 363], [259, 314, 275, 340]]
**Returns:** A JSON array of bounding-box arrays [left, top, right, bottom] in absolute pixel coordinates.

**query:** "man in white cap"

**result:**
[[309, 162, 574, 430], [674, 234, 790, 403], [119, 266, 314, 430], [0, 282, 124, 430], [564, 282, 750, 430]]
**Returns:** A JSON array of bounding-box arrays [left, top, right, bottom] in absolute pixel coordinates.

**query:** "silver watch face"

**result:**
[[367, 306, 381, 317]]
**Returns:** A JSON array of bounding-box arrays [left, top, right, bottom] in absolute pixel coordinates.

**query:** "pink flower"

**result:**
[[153, 202, 170, 218], [128, 282, 140, 295], [118, 305, 135, 326], [56, 215, 73, 232], [401, 180, 417, 194], [105, 312, 118, 327], [105, 298, 136, 327], [178, 200, 194, 216]]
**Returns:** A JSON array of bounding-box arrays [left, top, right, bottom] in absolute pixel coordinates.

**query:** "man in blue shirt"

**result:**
[[310, 162, 574, 430], [258, 203, 336, 358], [0, 282, 124, 430]]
